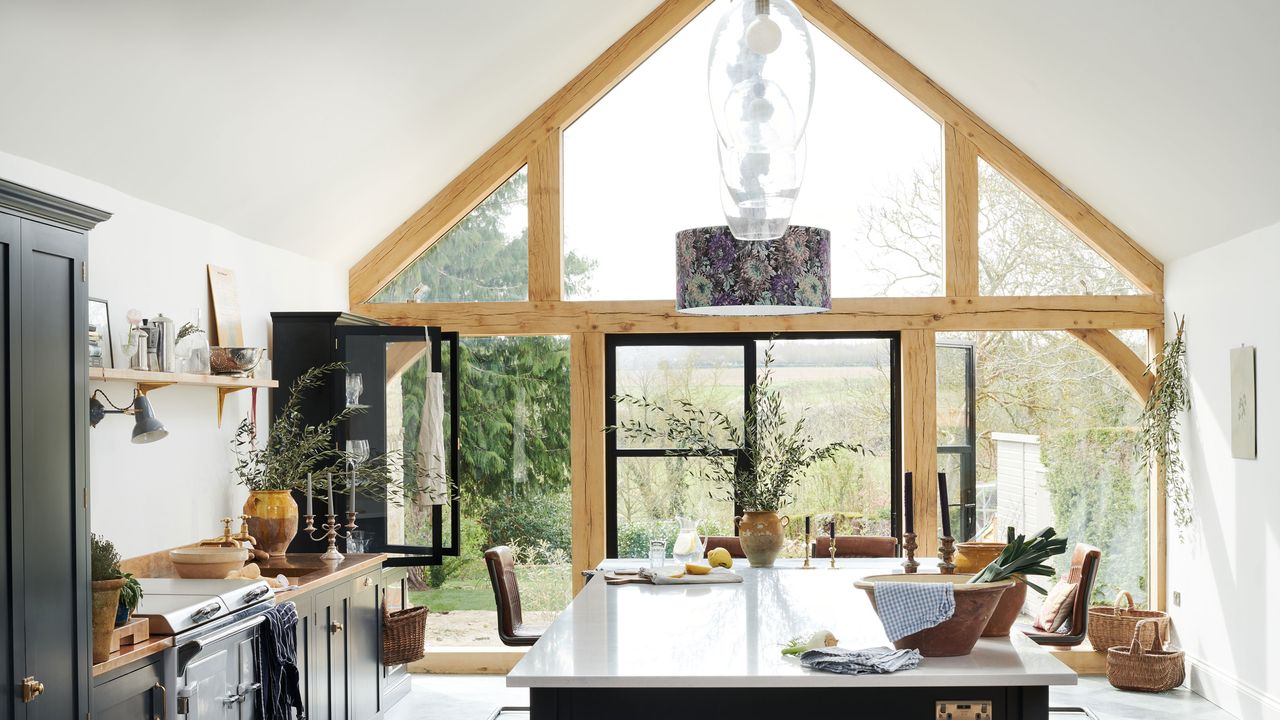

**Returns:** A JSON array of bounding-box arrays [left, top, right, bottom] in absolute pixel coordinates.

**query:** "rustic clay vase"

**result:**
[[737, 511, 789, 567], [91, 578, 125, 663], [954, 541, 1007, 574], [244, 490, 299, 556], [855, 573, 1013, 657], [981, 576, 1028, 636]]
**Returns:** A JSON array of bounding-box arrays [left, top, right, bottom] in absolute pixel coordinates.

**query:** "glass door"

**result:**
[[937, 341, 978, 540]]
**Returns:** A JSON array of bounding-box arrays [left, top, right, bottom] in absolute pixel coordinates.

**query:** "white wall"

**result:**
[[0, 151, 348, 559], [1166, 220, 1280, 720]]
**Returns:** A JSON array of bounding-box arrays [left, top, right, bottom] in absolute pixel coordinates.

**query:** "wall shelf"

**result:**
[[89, 367, 278, 426]]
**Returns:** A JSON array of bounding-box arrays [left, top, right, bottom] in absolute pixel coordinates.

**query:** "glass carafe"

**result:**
[[672, 516, 704, 564]]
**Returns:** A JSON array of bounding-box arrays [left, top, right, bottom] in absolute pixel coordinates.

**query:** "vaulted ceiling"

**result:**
[[2, 0, 1277, 268]]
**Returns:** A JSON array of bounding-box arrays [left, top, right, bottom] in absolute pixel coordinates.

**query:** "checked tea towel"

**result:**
[[873, 581, 955, 641]]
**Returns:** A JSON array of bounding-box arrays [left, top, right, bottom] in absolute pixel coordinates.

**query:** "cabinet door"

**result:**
[[19, 218, 89, 719], [311, 585, 352, 720], [1, 212, 17, 720], [91, 657, 163, 720], [348, 570, 381, 719]]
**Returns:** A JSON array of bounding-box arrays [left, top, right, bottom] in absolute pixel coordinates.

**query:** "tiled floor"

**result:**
[[386, 673, 1236, 720]]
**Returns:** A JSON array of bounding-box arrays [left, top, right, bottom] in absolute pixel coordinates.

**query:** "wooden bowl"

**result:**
[[169, 547, 249, 579], [855, 573, 1014, 656], [954, 541, 1007, 574]]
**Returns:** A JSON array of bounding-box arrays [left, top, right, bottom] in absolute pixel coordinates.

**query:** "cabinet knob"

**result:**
[[363, 576, 373, 588], [330, 621, 344, 634], [21, 676, 45, 703]]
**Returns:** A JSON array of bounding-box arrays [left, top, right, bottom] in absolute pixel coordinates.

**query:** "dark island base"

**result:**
[[530, 684, 1048, 719]]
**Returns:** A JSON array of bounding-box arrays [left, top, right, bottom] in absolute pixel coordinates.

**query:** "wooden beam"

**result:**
[[1066, 328, 1154, 403], [528, 132, 563, 302], [348, 0, 712, 305], [901, 329, 938, 555], [570, 332, 607, 593], [944, 124, 979, 297], [795, 0, 1163, 295], [1148, 323, 1167, 611], [355, 295, 1162, 336]]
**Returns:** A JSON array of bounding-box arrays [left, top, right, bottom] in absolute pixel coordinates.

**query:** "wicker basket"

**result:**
[[1088, 590, 1169, 652], [382, 590, 428, 666], [1106, 619, 1185, 692]]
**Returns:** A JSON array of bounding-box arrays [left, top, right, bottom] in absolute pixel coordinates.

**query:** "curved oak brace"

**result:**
[[1066, 328, 1154, 403]]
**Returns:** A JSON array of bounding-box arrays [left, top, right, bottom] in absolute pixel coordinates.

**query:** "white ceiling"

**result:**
[[2, 0, 1277, 268]]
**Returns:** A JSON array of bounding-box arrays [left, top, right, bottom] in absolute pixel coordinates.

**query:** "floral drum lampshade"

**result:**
[[676, 225, 831, 315]]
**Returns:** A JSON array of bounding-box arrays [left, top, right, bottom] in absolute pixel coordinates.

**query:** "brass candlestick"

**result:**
[[938, 535, 957, 574], [304, 511, 358, 562], [828, 543, 838, 569], [902, 532, 919, 573], [801, 530, 815, 569]]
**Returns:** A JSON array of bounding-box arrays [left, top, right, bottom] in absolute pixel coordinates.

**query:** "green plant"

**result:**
[[90, 534, 122, 582], [118, 572, 143, 613], [607, 343, 864, 512], [1140, 316, 1191, 531], [969, 526, 1069, 595]]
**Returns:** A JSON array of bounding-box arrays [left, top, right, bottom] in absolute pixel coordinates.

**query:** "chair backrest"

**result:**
[[702, 536, 745, 558], [483, 546, 524, 643], [1062, 543, 1102, 635], [814, 535, 898, 558]]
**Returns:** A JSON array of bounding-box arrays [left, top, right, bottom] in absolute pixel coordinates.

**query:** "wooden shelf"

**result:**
[[90, 367, 278, 426]]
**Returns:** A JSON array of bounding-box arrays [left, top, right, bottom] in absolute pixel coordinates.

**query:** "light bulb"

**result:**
[[745, 14, 782, 54]]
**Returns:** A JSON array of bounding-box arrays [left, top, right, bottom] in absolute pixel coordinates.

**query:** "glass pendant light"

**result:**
[[708, 0, 815, 241]]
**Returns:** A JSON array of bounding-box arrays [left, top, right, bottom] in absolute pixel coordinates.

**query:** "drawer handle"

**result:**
[[152, 683, 165, 720], [330, 621, 344, 634], [363, 576, 373, 588]]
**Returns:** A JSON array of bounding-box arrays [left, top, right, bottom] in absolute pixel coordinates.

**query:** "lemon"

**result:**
[[707, 547, 733, 569], [684, 563, 712, 575]]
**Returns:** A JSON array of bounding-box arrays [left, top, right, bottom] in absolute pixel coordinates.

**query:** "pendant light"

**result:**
[[676, 225, 831, 315], [708, 0, 815, 241]]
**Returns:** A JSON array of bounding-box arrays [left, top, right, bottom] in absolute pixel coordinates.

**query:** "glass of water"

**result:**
[[648, 539, 667, 568]]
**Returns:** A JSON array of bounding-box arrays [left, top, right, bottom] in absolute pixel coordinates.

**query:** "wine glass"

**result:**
[[346, 373, 364, 407]]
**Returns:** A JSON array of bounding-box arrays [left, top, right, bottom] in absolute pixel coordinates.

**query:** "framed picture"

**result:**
[[88, 298, 113, 369], [1230, 346, 1256, 460]]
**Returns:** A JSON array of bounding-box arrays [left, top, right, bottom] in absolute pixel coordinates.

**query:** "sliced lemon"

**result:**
[[684, 563, 712, 575]]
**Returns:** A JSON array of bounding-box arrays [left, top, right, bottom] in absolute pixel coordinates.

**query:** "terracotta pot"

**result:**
[[855, 573, 1013, 657], [982, 577, 1028, 636], [737, 511, 789, 568], [243, 490, 299, 556], [954, 541, 1007, 574], [91, 579, 125, 663]]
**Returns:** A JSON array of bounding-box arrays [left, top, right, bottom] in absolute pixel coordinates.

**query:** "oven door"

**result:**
[[174, 616, 264, 719]]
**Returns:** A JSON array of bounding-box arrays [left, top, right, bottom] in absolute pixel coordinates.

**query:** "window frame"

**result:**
[[936, 340, 978, 541], [605, 331, 902, 558]]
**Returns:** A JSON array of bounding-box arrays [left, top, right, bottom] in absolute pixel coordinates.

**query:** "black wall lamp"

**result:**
[[89, 389, 168, 444]]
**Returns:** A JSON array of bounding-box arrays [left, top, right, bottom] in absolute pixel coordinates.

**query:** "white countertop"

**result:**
[[507, 558, 1077, 689]]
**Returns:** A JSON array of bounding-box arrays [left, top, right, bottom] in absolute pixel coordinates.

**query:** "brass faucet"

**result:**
[[233, 515, 258, 547], [199, 517, 239, 547]]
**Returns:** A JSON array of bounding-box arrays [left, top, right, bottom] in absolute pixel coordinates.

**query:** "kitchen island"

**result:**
[[508, 559, 1075, 719]]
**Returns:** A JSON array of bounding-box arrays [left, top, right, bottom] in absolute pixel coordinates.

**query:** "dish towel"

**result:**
[[873, 581, 956, 641], [799, 646, 923, 675], [415, 371, 449, 505], [253, 601, 304, 720], [638, 567, 744, 585]]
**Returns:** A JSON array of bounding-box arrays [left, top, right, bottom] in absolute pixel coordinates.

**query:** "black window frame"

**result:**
[[605, 331, 902, 558], [936, 340, 978, 541]]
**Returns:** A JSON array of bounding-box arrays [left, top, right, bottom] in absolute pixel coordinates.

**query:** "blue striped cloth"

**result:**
[[873, 581, 955, 641]]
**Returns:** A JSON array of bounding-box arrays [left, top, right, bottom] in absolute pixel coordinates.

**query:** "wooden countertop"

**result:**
[[94, 553, 387, 677]]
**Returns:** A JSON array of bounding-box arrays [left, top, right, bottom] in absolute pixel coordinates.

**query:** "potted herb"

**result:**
[[90, 534, 126, 662], [608, 343, 863, 567], [115, 572, 143, 626]]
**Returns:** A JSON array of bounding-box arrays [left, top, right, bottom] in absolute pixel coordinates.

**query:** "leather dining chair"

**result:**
[[813, 535, 898, 558], [702, 536, 746, 558], [1019, 543, 1102, 648], [483, 546, 544, 647]]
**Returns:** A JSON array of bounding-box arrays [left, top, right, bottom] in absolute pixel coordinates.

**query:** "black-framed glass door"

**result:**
[[937, 341, 978, 541], [605, 332, 901, 559]]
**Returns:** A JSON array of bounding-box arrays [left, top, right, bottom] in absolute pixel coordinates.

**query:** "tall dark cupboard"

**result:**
[[1, 179, 110, 719]]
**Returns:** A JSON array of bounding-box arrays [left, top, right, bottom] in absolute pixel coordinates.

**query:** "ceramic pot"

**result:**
[[91, 579, 125, 663], [243, 490, 299, 556], [855, 573, 1013, 657], [981, 576, 1028, 636], [954, 541, 1007, 574], [737, 511, 789, 568]]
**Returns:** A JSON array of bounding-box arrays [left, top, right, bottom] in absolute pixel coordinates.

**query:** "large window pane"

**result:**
[[374, 167, 530, 303], [614, 344, 744, 449], [616, 456, 736, 559], [564, 6, 941, 300], [413, 335, 572, 647]]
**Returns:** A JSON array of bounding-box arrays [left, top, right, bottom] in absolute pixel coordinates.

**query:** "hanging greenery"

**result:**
[[1139, 316, 1192, 531]]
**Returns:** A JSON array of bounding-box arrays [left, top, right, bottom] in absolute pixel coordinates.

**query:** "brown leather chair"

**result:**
[[813, 535, 898, 558], [483, 546, 544, 647], [702, 536, 746, 558], [1019, 543, 1102, 647]]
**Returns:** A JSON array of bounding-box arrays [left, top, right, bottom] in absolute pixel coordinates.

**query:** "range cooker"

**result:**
[[134, 578, 276, 719]]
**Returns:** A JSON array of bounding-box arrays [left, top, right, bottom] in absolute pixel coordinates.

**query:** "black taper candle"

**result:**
[[829, 515, 836, 540], [805, 515, 811, 535], [938, 471, 952, 538], [904, 472, 914, 534]]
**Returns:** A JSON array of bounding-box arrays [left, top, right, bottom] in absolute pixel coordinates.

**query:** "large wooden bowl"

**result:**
[[855, 573, 1014, 656], [169, 546, 249, 579]]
